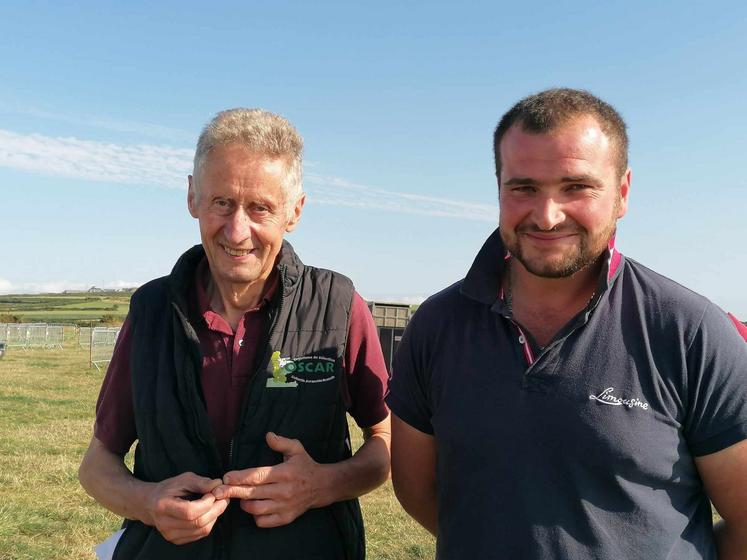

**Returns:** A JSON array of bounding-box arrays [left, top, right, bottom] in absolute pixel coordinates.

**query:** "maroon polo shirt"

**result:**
[[94, 258, 389, 464]]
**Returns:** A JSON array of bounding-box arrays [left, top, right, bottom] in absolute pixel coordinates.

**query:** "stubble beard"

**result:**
[[501, 212, 618, 279]]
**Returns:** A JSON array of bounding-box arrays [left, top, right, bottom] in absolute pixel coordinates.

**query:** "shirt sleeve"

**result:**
[[93, 315, 137, 456], [385, 306, 435, 435], [685, 304, 747, 456], [343, 292, 390, 428]]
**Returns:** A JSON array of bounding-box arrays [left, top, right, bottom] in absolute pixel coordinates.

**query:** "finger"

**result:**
[[213, 483, 275, 501], [164, 517, 219, 545], [158, 498, 229, 541], [161, 492, 218, 520], [265, 432, 305, 458], [223, 465, 278, 486], [240, 498, 277, 516], [177, 472, 224, 494], [189, 497, 230, 528]]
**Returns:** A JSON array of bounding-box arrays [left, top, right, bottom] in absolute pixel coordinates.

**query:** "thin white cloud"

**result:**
[[0, 129, 191, 188], [0, 128, 496, 222], [306, 172, 496, 221]]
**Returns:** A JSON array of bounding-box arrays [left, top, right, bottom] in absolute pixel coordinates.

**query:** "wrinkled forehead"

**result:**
[[195, 144, 290, 176]]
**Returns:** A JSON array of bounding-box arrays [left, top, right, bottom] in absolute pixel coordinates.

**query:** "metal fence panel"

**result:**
[[46, 325, 65, 348], [91, 327, 121, 371], [0, 322, 69, 349], [6, 324, 31, 348], [79, 327, 92, 347], [27, 324, 49, 348]]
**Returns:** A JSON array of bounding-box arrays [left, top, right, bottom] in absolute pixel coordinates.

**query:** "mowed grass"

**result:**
[[0, 344, 435, 559]]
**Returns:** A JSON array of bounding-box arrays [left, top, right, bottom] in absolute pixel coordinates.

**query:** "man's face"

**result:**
[[498, 115, 630, 278], [187, 144, 304, 291]]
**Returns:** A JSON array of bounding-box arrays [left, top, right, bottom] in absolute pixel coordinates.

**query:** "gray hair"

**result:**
[[192, 108, 304, 218]]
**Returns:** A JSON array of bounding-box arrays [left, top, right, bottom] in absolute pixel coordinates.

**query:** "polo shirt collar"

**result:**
[[167, 241, 303, 319], [194, 257, 278, 334], [460, 227, 625, 308]]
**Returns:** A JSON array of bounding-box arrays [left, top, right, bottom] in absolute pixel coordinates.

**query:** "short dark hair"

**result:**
[[493, 88, 629, 180]]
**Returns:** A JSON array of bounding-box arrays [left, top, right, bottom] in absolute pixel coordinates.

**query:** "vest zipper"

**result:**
[[227, 264, 287, 470], [172, 302, 217, 455]]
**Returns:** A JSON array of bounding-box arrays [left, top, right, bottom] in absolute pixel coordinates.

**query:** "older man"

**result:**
[[79, 109, 390, 559], [387, 89, 747, 559]]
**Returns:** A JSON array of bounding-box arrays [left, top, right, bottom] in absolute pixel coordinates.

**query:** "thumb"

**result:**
[[266, 432, 305, 459]]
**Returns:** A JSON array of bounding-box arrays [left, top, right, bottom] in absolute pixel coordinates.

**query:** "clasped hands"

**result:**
[[145, 432, 324, 545]]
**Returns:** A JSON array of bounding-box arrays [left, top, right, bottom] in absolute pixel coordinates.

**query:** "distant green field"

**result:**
[[0, 292, 418, 326], [0, 292, 131, 325]]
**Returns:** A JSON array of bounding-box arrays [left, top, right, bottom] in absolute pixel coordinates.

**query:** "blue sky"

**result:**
[[1, 1, 745, 316]]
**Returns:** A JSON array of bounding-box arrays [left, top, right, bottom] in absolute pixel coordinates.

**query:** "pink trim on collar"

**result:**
[[607, 236, 622, 282], [727, 313, 747, 342]]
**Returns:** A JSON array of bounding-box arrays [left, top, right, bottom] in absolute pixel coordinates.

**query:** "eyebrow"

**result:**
[[560, 174, 602, 184], [502, 177, 539, 186], [502, 174, 603, 187]]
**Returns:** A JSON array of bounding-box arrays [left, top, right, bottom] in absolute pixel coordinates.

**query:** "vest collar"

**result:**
[[166, 240, 305, 313]]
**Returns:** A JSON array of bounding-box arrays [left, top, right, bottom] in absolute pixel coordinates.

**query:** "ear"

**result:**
[[187, 175, 198, 218], [285, 193, 306, 233], [616, 168, 631, 219]]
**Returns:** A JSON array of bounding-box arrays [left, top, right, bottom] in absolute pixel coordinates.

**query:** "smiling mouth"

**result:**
[[221, 244, 254, 257], [523, 232, 577, 241]]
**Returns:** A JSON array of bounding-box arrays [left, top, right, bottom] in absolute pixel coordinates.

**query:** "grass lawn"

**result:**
[[0, 343, 435, 559]]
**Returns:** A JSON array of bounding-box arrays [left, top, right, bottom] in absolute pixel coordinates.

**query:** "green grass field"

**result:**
[[0, 293, 131, 325], [0, 341, 435, 559]]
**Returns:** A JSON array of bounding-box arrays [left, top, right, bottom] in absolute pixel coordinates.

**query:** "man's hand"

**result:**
[[213, 432, 323, 528], [144, 472, 229, 545], [212, 417, 390, 529], [79, 437, 230, 545]]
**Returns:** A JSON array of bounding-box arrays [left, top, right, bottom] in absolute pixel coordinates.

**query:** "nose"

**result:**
[[223, 208, 252, 244], [532, 195, 566, 231]]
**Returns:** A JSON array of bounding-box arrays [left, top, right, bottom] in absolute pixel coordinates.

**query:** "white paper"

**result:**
[[95, 528, 125, 560]]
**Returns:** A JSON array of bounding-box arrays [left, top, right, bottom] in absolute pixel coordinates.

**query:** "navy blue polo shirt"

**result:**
[[387, 228, 747, 560]]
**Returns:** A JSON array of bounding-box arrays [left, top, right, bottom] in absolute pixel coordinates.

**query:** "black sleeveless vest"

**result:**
[[113, 242, 364, 560]]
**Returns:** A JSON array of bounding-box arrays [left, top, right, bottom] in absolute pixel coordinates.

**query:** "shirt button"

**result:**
[[238, 339, 244, 347], [518, 335, 526, 344]]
